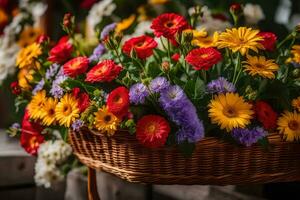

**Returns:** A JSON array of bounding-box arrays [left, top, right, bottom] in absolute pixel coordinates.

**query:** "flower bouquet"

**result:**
[[8, 3, 300, 192]]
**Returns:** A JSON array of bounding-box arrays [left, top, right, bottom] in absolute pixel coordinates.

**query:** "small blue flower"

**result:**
[[71, 120, 84, 132], [89, 44, 106, 63], [100, 23, 117, 40], [32, 79, 45, 95]]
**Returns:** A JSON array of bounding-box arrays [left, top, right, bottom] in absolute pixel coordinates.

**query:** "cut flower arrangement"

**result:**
[[7, 4, 300, 187]]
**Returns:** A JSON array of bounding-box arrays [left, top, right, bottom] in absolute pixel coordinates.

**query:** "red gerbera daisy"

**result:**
[[107, 87, 129, 119], [151, 13, 189, 40], [136, 115, 170, 148], [63, 56, 89, 78], [48, 36, 73, 64], [72, 87, 90, 112], [85, 60, 122, 83], [185, 47, 222, 70], [257, 32, 277, 51], [20, 110, 45, 155], [122, 35, 157, 59], [254, 100, 278, 130]]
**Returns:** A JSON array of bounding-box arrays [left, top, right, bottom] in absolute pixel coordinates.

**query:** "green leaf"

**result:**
[[258, 137, 271, 151]]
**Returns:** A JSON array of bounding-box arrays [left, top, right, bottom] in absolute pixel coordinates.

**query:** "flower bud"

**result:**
[[161, 61, 170, 71], [10, 81, 21, 95], [36, 34, 50, 44], [230, 3, 242, 15]]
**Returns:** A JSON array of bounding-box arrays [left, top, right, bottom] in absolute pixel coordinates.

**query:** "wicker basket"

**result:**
[[69, 128, 300, 185]]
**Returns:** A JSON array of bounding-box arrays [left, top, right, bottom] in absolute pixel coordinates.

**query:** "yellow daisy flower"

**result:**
[[18, 68, 34, 90], [217, 27, 264, 55], [184, 29, 219, 48], [116, 15, 136, 33], [27, 90, 47, 120], [243, 55, 279, 79], [16, 43, 42, 69], [208, 93, 254, 132], [18, 27, 43, 48], [292, 97, 300, 112], [94, 106, 120, 136], [41, 98, 58, 126], [277, 111, 300, 141], [286, 45, 300, 64], [55, 94, 80, 127]]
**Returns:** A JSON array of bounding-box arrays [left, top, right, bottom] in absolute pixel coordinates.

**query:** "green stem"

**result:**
[[167, 39, 171, 61], [201, 70, 207, 83], [232, 53, 241, 85], [277, 33, 293, 49]]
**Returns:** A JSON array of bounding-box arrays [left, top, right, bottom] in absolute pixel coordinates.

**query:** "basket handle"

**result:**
[[88, 167, 101, 200]]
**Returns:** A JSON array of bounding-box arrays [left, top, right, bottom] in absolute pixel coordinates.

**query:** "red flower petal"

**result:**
[[185, 47, 222, 70], [48, 36, 73, 64], [258, 32, 277, 51], [254, 101, 278, 130], [151, 13, 189, 40], [20, 110, 44, 155], [107, 87, 129, 119], [136, 115, 170, 148], [85, 60, 122, 83], [63, 56, 89, 78]]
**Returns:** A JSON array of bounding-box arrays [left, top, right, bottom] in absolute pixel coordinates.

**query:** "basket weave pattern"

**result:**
[[69, 129, 300, 185]]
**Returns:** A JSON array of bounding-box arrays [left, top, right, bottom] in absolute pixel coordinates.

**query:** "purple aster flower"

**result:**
[[100, 23, 117, 40], [89, 44, 106, 63], [50, 75, 67, 98], [159, 85, 205, 144], [129, 83, 149, 105], [71, 120, 84, 132], [32, 79, 45, 95], [291, 62, 300, 68], [45, 63, 60, 80], [206, 77, 236, 94], [159, 85, 187, 109], [232, 127, 266, 147], [149, 77, 170, 93]]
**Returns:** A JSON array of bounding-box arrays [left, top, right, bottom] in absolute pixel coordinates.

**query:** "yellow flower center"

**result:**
[[114, 95, 123, 104], [63, 105, 72, 115], [29, 136, 39, 148], [223, 106, 237, 118], [200, 53, 209, 58], [146, 123, 156, 134], [288, 120, 299, 131]]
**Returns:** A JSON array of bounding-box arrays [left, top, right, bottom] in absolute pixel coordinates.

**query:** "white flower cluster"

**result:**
[[123, 21, 152, 41], [243, 3, 265, 24], [189, 6, 232, 34], [34, 140, 72, 188], [87, 0, 116, 37], [0, 0, 47, 84]]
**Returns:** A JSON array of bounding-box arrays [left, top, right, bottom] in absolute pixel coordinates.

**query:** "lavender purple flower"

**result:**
[[206, 77, 236, 94], [32, 79, 45, 95], [10, 123, 20, 130], [50, 75, 67, 98], [149, 77, 170, 93], [71, 120, 84, 132], [89, 44, 106, 63], [45, 64, 60, 80], [100, 23, 117, 40], [159, 85, 205, 143], [129, 83, 149, 105], [232, 127, 266, 147]]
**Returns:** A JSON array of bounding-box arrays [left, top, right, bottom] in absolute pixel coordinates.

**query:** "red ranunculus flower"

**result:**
[[171, 53, 180, 62], [10, 81, 21, 95], [254, 100, 278, 130], [258, 32, 277, 51], [122, 35, 157, 59], [72, 87, 90, 112], [36, 34, 50, 44], [85, 60, 122, 83], [107, 86, 129, 119], [63, 56, 89, 78], [48, 36, 73, 64], [185, 47, 222, 70], [20, 110, 45, 155], [151, 13, 189, 40], [136, 115, 170, 148]]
